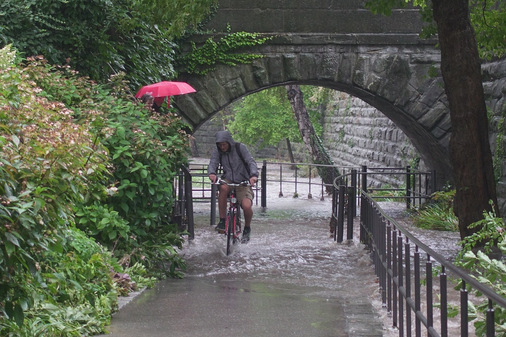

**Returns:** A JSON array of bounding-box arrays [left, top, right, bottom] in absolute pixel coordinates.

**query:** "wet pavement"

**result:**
[[98, 193, 396, 337]]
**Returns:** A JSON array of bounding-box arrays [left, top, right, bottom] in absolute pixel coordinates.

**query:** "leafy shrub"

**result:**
[[412, 189, 459, 231], [22, 50, 191, 275], [0, 228, 118, 336], [455, 209, 506, 336], [75, 203, 130, 250], [0, 46, 110, 331], [0, 45, 190, 335]]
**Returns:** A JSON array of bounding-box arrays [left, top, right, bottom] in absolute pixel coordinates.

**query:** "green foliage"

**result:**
[[0, 47, 119, 334], [75, 203, 131, 250], [0, 0, 217, 88], [0, 227, 119, 336], [177, 28, 273, 75], [0, 45, 189, 335], [228, 86, 325, 149], [228, 87, 299, 148], [470, 0, 506, 60], [369, 184, 406, 201], [494, 115, 505, 182], [100, 101, 189, 232], [455, 209, 506, 336], [365, 0, 506, 59], [412, 189, 459, 231], [132, 0, 218, 38]]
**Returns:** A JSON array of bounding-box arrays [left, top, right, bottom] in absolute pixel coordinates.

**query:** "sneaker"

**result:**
[[215, 219, 226, 233], [241, 226, 251, 243]]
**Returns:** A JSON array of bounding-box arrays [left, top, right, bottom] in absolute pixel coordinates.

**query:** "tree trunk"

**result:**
[[285, 138, 297, 169], [432, 0, 499, 239], [285, 84, 340, 191]]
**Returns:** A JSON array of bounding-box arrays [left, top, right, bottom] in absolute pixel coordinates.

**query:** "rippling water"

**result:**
[[180, 197, 395, 333]]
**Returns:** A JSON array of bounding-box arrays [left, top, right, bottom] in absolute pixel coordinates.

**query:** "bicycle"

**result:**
[[214, 178, 251, 256]]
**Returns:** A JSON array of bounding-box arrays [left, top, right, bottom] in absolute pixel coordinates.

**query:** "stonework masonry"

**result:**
[[322, 93, 425, 188], [183, 0, 506, 212], [192, 91, 423, 188]]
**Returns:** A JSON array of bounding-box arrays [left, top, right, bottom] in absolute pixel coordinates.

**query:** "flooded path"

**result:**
[[101, 196, 390, 336]]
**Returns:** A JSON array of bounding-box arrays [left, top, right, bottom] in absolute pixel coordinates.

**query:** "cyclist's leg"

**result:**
[[216, 184, 230, 231], [218, 184, 230, 218], [241, 197, 253, 228], [237, 186, 254, 243], [237, 186, 254, 227]]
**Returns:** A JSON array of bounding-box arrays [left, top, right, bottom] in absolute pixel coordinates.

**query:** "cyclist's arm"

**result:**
[[208, 148, 221, 183]]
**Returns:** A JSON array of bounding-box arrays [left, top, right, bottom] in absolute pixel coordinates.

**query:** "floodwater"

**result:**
[[101, 160, 464, 337], [187, 198, 371, 293], [100, 194, 391, 336], [174, 196, 391, 336]]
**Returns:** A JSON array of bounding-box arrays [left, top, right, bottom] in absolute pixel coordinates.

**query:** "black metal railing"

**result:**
[[330, 166, 435, 243], [360, 192, 506, 337], [172, 165, 194, 239]]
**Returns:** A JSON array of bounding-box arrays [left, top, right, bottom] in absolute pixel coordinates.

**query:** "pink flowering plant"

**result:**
[[0, 46, 188, 335]]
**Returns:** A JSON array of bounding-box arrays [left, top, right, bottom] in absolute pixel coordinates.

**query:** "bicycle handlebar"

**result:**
[[213, 177, 251, 187]]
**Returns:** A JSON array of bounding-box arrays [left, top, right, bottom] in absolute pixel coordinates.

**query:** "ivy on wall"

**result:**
[[177, 28, 272, 75]]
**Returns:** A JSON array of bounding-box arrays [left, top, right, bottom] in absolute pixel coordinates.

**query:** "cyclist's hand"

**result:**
[[249, 176, 258, 186], [209, 174, 217, 183]]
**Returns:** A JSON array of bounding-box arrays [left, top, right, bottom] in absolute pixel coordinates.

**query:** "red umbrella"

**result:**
[[135, 81, 196, 107]]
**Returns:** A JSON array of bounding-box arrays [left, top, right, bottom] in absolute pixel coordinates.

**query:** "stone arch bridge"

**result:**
[[172, 1, 502, 185]]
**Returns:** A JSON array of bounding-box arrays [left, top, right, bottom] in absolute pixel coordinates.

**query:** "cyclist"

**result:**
[[208, 131, 258, 243]]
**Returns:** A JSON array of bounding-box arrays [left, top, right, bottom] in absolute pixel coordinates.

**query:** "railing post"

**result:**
[[406, 166, 411, 209], [346, 186, 353, 241], [361, 165, 367, 193], [337, 185, 345, 242], [183, 166, 194, 240], [261, 160, 267, 210], [461, 281, 468, 337], [486, 299, 495, 337], [351, 169, 357, 217], [210, 183, 217, 227]]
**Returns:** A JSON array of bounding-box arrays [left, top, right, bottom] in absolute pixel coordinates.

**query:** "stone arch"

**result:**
[[174, 39, 452, 182]]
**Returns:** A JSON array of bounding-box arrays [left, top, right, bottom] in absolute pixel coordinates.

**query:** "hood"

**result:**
[[215, 130, 235, 151]]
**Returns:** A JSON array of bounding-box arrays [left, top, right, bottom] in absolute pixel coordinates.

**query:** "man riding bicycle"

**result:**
[[208, 131, 258, 243]]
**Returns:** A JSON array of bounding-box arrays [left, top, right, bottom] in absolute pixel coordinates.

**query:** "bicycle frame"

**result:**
[[215, 178, 250, 255]]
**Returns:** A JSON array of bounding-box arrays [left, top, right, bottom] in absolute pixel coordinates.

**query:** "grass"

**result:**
[[411, 189, 459, 232]]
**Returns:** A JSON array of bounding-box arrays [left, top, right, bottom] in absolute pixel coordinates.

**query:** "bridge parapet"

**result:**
[[204, 0, 424, 36]]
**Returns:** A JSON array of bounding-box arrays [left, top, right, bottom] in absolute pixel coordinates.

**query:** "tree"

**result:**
[[228, 86, 305, 161], [366, 0, 504, 239], [432, 0, 498, 239], [0, 0, 217, 88], [285, 85, 340, 191]]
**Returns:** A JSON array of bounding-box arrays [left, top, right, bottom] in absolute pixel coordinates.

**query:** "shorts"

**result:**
[[235, 185, 254, 204], [222, 179, 254, 204]]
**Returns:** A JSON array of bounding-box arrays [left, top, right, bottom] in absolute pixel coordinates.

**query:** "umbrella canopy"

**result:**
[[135, 81, 196, 107]]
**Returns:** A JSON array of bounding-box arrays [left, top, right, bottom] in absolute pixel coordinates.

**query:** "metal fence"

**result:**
[[360, 193, 506, 337], [177, 162, 434, 238], [174, 162, 506, 335], [330, 166, 436, 242]]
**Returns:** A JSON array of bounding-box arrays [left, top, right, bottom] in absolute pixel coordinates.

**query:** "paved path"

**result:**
[[97, 195, 394, 337]]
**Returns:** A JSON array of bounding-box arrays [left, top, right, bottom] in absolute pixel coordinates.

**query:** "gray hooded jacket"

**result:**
[[207, 131, 258, 183]]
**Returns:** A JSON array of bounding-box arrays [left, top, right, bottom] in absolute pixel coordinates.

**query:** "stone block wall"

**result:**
[[321, 92, 424, 188]]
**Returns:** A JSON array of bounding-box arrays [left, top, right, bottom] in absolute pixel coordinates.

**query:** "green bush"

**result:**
[[0, 46, 110, 332], [22, 50, 190, 275], [455, 209, 506, 336], [0, 45, 190, 335], [412, 189, 459, 231]]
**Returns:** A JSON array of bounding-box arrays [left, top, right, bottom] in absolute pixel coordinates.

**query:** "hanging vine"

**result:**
[[177, 27, 273, 75]]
